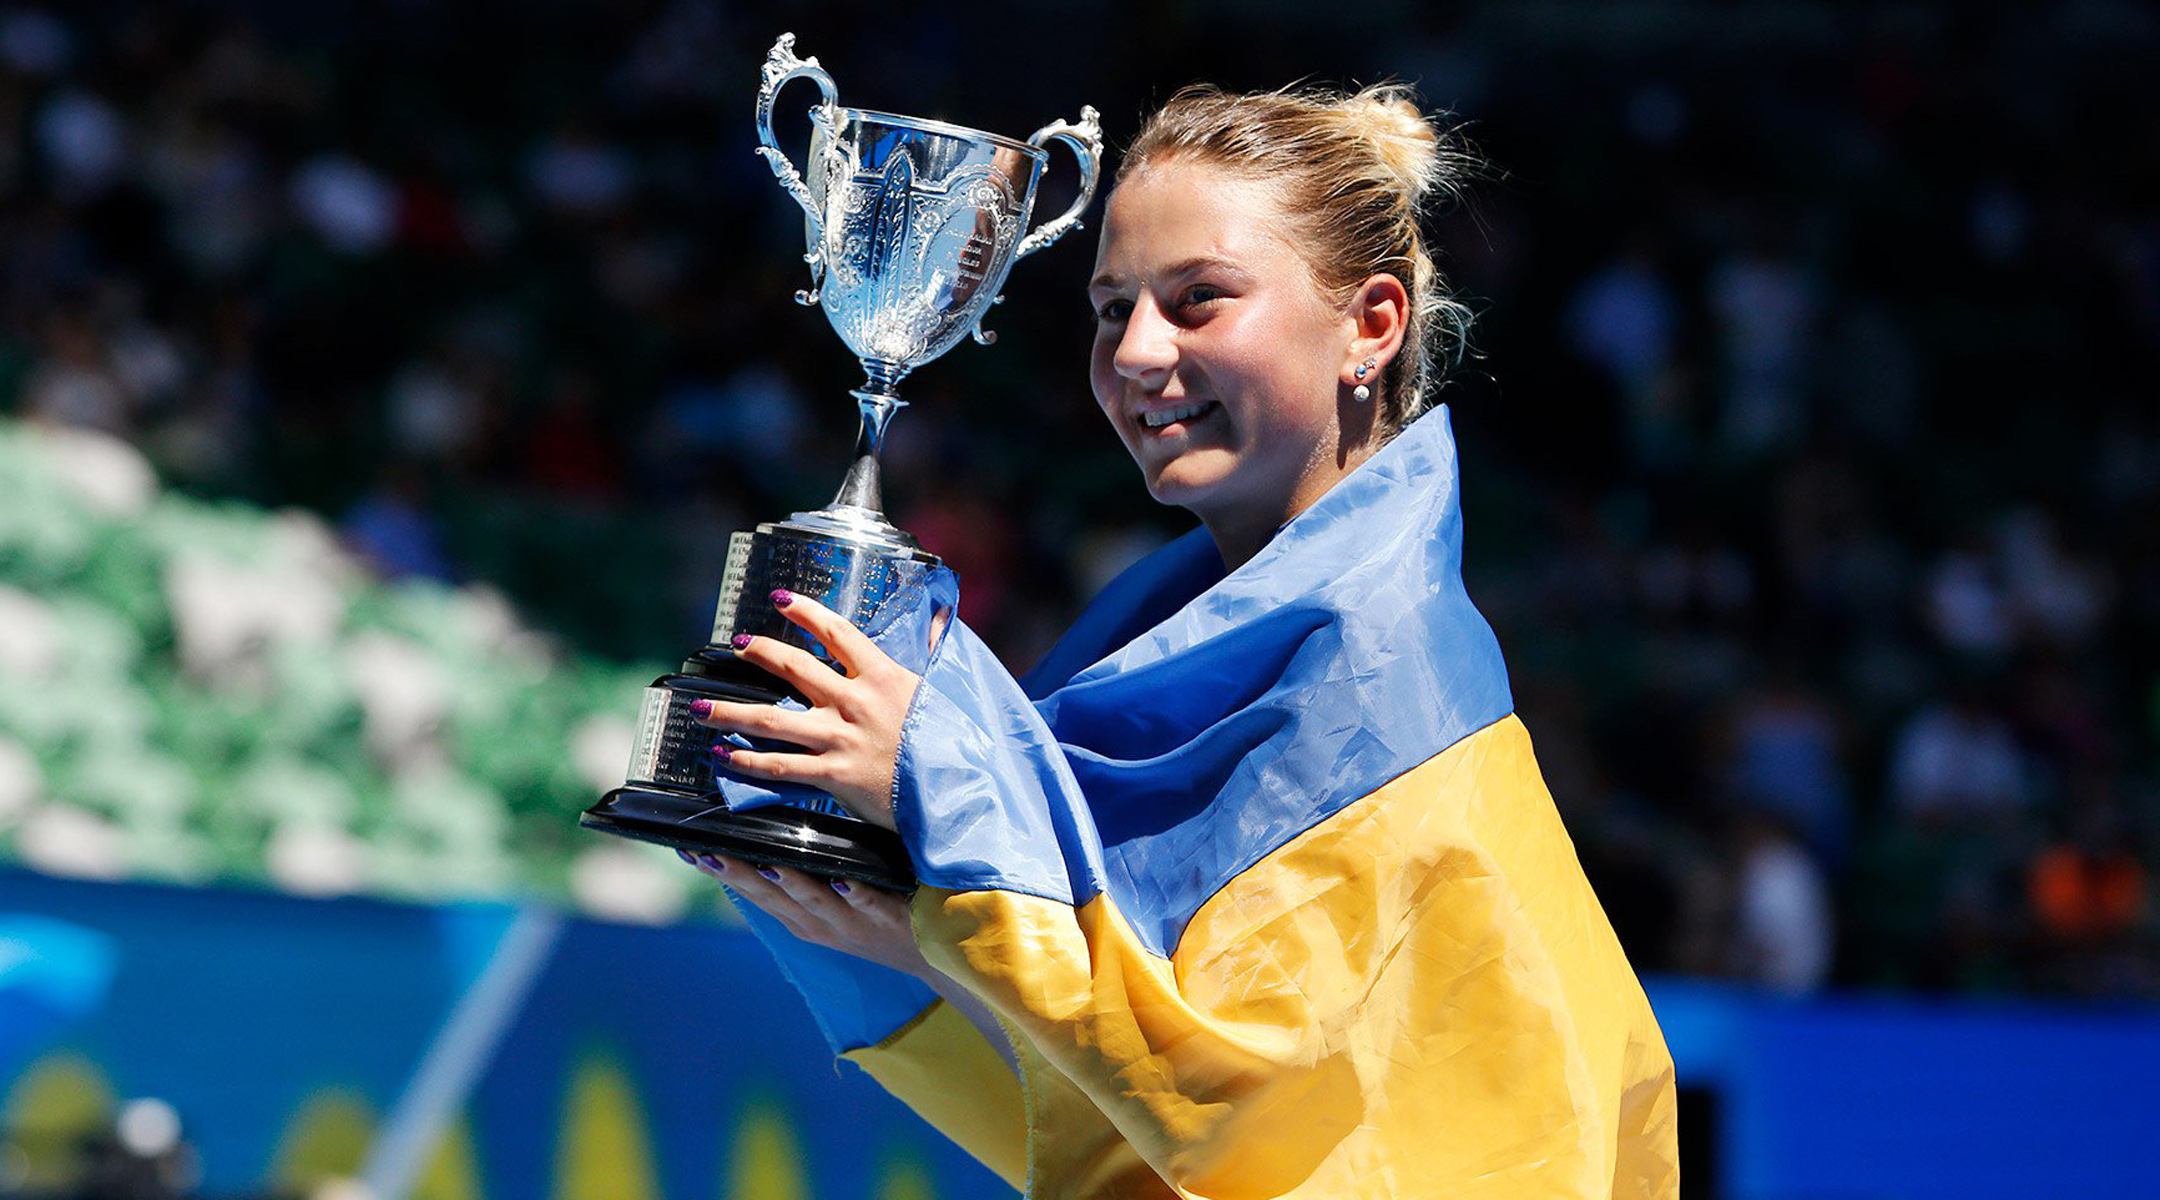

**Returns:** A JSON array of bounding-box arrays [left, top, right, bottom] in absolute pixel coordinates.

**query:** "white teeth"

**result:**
[[1141, 402, 1210, 429]]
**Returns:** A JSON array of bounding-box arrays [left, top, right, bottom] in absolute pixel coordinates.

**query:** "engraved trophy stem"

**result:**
[[581, 34, 1101, 887]]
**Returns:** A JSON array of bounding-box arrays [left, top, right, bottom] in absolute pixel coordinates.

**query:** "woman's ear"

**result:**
[[1342, 272, 1411, 381]]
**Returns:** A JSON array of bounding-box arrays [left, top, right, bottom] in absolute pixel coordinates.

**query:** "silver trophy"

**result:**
[[581, 33, 1102, 887]]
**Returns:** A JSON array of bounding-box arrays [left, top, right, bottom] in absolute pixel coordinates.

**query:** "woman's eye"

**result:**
[[1094, 298, 1132, 322], [1181, 286, 1225, 310]]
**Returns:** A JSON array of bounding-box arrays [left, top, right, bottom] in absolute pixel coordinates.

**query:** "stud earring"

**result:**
[[1352, 358, 1376, 402]]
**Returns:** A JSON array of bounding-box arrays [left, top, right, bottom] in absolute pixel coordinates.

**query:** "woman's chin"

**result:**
[[1142, 461, 1236, 511]]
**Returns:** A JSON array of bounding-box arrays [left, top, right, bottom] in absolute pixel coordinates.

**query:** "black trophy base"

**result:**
[[581, 784, 913, 891], [580, 648, 915, 891]]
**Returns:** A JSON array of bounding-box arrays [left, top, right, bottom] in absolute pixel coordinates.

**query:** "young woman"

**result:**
[[682, 84, 1679, 1199]]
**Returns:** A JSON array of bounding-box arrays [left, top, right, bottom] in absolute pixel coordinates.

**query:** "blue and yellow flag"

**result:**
[[744, 408, 1678, 1198]]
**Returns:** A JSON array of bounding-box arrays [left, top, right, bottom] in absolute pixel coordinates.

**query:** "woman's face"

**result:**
[[1087, 160, 1366, 536]]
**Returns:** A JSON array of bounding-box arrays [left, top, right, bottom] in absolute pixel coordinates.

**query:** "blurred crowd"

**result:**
[[2, 0, 2156, 999]]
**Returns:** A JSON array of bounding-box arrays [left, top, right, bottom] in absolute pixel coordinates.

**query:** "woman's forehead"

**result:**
[[1092, 160, 1300, 278]]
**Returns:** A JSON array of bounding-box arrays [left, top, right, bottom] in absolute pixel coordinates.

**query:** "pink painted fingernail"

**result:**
[[756, 865, 782, 882], [687, 698, 714, 719], [730, 633, 752, 651], [830, 879, 852, 895], [770, 588, 794, 608], [708, 743, 733, 762]]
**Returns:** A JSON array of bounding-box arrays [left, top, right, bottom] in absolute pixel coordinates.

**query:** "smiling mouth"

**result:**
[[1139, 401, 1217, 430]]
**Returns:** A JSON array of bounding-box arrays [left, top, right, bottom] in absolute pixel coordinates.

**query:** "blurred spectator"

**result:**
[[23, 306, 130, 434], [1728, 813, 1835, 994], [288, 152, 399, 257], [904, 483, 1019, 635], [1923, 532, 2015, 657], [1564, 235, 1686, 471], [150, 293, 262, 489], [1706, 226, 1818, 460], [1887, 682, 2029, 824], [1721, 664, 1851, 867], [514, 365, 623, 500], [386, 343, 488, 467], [697, 360, 811, 500], [1997, 507, 2110, 648], [2030, 809, 2144, 950], [0, 7, 74, 77], [34, 85, 126, 201], [2027, 798, 2154, 997], [1638, 520, 1753, 628], [526, 118, 636, 219], [342, 462, 455, 583], [1819, 298, 1921, 448], [142, 110, 272, 278]]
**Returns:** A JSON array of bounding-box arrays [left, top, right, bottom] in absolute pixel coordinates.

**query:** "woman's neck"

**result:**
[[1199, 510, 1280, 573], [1198, 437, 1380, 571]]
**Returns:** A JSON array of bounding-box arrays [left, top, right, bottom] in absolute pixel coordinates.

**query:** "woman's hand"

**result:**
[[683, 851, 927, 978], [686, 851, 1016, 1072], [692, 588, 920, 829]]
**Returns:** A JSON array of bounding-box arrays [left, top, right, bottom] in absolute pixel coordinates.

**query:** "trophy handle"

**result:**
[[755, 34, 842, 305], [1014, 105, 1104, 260]]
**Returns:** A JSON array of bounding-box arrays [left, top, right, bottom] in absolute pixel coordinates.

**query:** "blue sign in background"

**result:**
[[5, 869, 2159, 1199], [0, 870, 998, 1199]]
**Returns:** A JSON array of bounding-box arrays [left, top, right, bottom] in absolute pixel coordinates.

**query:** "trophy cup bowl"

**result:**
[[579, 34, 1101, 888]]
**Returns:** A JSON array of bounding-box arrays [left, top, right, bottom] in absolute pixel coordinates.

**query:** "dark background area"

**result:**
[[4, 0, 2158, 1000]]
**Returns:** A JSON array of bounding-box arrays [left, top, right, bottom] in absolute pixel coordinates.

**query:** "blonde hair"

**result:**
[[1121, 83, 1478, 435]]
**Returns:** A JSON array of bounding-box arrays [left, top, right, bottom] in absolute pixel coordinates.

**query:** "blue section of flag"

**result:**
[[895, 407, 1516, 956]]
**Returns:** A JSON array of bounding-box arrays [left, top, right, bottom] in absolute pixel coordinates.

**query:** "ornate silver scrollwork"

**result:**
[[1017, 105, 1106, 260], [756, 33, 1103, 381], [754, 33, 841, 305]]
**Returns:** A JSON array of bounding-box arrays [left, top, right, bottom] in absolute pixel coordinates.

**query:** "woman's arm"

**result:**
[[685, 854, 1015, 1072], [678, 589, 1023, 1069], [671, 592, 1060, 1188], [689, 854, 1032, 1189]]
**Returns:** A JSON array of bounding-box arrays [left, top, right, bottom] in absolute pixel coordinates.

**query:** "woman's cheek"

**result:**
[[1089, 371, 1133, 450], [1088, 346, 1118, 416]]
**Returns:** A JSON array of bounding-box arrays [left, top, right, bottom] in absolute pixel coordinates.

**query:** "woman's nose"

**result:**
[[1113, 301, 1177, 383]]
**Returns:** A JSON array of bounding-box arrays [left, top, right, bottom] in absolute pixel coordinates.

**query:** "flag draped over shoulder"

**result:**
[[738, 408, 1679, 1199]]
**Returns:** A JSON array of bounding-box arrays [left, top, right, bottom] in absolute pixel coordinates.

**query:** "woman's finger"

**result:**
[[699, 854, 818, 935], [728, 631, 847, 706], [717, 857, 887, 943], [831, 877, 913, 925], [762, 864, 860, 924], [710, 742, 834, 789], [689, 698, 836, 751], [685, 852, 922, 974], [696, 852, 787, 898], [767, 589, 887, 680]]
